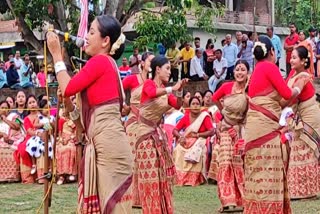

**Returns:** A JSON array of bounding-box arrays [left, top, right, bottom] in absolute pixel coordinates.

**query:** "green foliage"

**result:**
[[275, 0, 320, 31], [133, 0, 223, 50], [134, 9, 192, 50], [194, 0, 225, 37], [12, 0, 59, 30]]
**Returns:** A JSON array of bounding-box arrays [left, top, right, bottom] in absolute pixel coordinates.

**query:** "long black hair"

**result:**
[[96, 15, 124, 60], [150, 55, 169, 79], [253, 35, 274, 61]]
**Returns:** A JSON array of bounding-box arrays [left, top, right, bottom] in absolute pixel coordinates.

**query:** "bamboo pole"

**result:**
[[43, 131, 49, 214]]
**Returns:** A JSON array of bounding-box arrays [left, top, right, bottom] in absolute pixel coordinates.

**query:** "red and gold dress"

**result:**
[[64, 54, 133, 213], [122, 74, 144, 207], [56, 118, 77, 178], [244, 61, 292, 214], [173, 111, 214, 186], [212, 82, 247, 208], [286, 70, 320, 199], [136, 79, 179, 214]]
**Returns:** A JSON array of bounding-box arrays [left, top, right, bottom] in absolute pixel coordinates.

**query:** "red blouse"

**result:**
[[122, 75, 140, 90], [212, 82, 234, 102], [248, 61, 292, 100], [65, 55, 120, 107], [140, 79, 180, 109], [175, 114, 213, 132], [286, 70, 315, 102]]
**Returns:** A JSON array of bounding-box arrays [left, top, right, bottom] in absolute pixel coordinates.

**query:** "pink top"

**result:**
[[37, 72, 46, 87]]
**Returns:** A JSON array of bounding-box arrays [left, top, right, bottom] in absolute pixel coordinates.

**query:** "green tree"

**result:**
[[275, 0, 320, 31], [133, 0, 225, 50]]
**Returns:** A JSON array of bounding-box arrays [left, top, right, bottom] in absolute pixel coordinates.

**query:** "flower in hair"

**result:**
[[110, 33, 126, 55], [253, 41, 267, 57]]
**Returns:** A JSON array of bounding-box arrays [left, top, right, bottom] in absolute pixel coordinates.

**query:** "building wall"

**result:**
[[192, 28, 288, 73]]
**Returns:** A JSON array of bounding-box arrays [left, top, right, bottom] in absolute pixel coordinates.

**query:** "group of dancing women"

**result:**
[[44, 14, 319, 214]]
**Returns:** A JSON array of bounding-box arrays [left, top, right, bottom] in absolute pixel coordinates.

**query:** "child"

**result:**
[[26, 99, 55, 174]]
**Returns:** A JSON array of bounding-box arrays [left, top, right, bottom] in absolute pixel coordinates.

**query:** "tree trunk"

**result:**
[[116, 0, 127, 20], [104, 0, 119, 15]]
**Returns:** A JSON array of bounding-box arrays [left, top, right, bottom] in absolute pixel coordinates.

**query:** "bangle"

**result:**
[[293, 86, 301, 95], [69, 107, 80, 121], [165, 87, 173, 94], [176, 90, 183, 98], [54, 61, 67, 74]]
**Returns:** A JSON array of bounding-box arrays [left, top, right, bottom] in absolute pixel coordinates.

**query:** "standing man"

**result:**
[[267, 26, 282, 67], [179, 42, 195, 79], [118, 57, 131, 80], [165, 43, 180, 82], [129, 47, 141, 74], [284, 23, 299, 76], [307, 26, 318, 77], [237, 34, 254, 71], [235, 31, 243, 53], [13, 50, 24, 73], [19, 54, 34, 88], [194, 37, 205, 68], [0, 61, 8, 88], [223, 34, 238, 80]]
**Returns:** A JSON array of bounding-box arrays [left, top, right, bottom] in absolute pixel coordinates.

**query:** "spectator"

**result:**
[[6, 58, 21, 89], [237, 34, 254, 71], [4, 54, 13, 71], [208, 49, 228, 92], [189, 48, 208, 81], [13, 51, 24, 75], [315, 33, 320, 77], [179, 41, 195, 79], [157, 43, 166, 56], [307, 26, 318, 76], [129, 47, 141, 74], [5, 96, 15, 109], [203, 41, 215, 77], [223, 34, 238, 80], [235, 31, 243, 52], [0, 61, 8, 88], [118, 57, 131, 80], [266, 26, 282, 67], [19, 55, 34, 88], [284, 23, 299, 76], [165, 43, 180, 82], [221, 39, 226, 47], [37, 66, 46, 87], [194, 37, 205, 68]]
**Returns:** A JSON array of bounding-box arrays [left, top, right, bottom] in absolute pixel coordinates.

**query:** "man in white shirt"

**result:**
[[189, 49, 208, 81], [208, 49, 228, 92], [14, 51, 24, 79], [129, 48, 141, 74]]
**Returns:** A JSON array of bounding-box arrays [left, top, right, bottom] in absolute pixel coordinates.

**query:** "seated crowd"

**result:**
[[0, 90, 78, 185]]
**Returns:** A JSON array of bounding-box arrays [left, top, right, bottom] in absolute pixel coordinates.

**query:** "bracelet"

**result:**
[[54, 61, 67, 74], [165, 87, 173, 94], [176, 90, 183, 98], [293, 86, 301, 95], [69, 107, 80, 121]]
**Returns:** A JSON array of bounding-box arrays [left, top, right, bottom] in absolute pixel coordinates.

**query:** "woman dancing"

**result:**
[[47, 15, 133, 213], [285, 46, 320, 199], [173, 96, 214, 186], [244, 35, 308, 214], [122, 51, 154, 207], [135, 55, 187, 213], [212, 60, 249, 212]]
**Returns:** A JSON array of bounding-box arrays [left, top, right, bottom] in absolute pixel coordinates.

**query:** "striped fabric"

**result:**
[[77, 0, 88, 40]]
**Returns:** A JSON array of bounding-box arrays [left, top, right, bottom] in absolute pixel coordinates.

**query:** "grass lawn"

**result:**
[[0, 183, 319, 214]]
